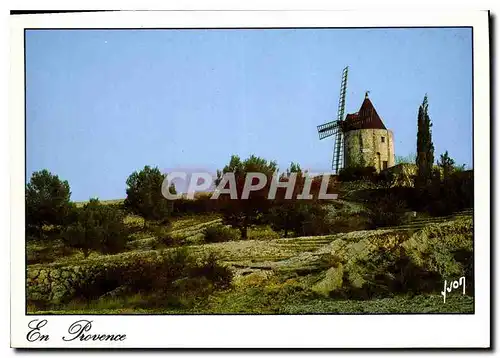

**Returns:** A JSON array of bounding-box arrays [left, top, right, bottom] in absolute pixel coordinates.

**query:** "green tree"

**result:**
[[265, 163, 333, 237], [288, 162, 302, 174], [437, 151, 456, 181], [215, 155, 277, 239], [63, 198, 128, 258], [267, 163, 303, 237], [395, 153, 416, 165], [416, 95, 435, 187], [269, 201, 330, 237], [125, 166, 174, 224], [266, 162, 325, 237], [26, 169, 73, 238]]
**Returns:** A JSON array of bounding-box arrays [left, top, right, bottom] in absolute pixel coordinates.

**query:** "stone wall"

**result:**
[[27, 250, 166, 304], [344, 129, 395, 171], [28, 264, 87, 304]]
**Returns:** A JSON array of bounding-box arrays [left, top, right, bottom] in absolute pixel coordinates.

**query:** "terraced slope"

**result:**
[[27, 210, 473, 306], [126, 216, 223, 250], [385, 209, 473, 231]]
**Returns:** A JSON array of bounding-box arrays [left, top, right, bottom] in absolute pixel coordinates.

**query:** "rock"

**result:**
[[347, 270, 366, 288], [234, 270, 271, 287], [311, 264, 344, 297], [38, 270, 47, 281], [99, 285, 130, 300], [27, 269, 39, 280], [51, 284, 68, 303]]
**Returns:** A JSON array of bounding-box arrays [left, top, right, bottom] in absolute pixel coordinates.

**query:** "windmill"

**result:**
[[316, 66, 369, 173]]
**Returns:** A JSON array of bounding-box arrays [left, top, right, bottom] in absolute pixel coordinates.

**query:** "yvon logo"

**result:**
[[441, 277, 466, 303]]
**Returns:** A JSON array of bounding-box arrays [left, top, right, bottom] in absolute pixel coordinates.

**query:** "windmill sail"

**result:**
[[332, 66, 348, 172], [316, 66, 351, 173], [332, 130, 343, 173], [317, 120, 339, 139]]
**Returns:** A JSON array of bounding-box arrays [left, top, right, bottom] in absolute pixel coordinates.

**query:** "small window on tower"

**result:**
[[383, 161, 388, 170], [381, 137, 385, 143]]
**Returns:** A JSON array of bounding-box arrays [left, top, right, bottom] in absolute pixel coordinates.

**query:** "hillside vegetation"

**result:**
[[28, 211, 473, 314], [26, 158, 474, 314]]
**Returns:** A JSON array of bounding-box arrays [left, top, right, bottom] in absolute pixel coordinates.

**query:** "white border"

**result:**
[[10, 10, 490, 348]]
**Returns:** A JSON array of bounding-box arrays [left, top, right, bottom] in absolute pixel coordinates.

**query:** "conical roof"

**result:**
[[343, 94, 386, 132]]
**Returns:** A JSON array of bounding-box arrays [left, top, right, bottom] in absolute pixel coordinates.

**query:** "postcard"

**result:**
[[10, 9, 491, 349]]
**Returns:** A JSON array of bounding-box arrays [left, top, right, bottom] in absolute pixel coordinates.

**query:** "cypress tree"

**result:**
[[416, 95, 435, 187]]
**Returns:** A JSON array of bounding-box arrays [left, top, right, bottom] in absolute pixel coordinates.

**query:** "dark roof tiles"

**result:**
[[343, 97, 386, 131]]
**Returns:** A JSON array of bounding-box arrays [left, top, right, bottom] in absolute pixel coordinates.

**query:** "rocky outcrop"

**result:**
[[311, 264, 344, 297]]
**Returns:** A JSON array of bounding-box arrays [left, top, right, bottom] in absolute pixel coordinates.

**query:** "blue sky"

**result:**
[[26, 28, 473, 201]]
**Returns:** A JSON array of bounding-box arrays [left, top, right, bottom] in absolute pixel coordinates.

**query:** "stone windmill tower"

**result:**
[[317, 66, 395, 173], [343, 92, 395, 172]]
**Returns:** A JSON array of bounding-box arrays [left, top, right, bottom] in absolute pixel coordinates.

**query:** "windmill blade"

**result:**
[[336, 67, 348, 122], [332, 131, 344, 172], [316, 66, 349, 172], [331, 66, 348, 172], [317, 120, 340, 140]]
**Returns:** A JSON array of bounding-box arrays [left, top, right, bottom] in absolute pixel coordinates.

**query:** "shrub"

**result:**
[[267, 201, 338, 237], [69, 248, 233, 309], [424, 171, 473, 216], [147, 224, 180, 248], [172, 194, 219, 216], [327, 214, 371, 234], [204, 225, 240, 243], [156, 234, 178, 248], [248, 226, 280, 241], [376, 170, 395, 188], [338, 166, 377, 182], [27, 241, 74, 265], [268, 202, 309, 238], [294, 204, 339, 237], [190, 252, 233, 289], [368, 194, 408, 228], [63, 198, 128, 257]]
